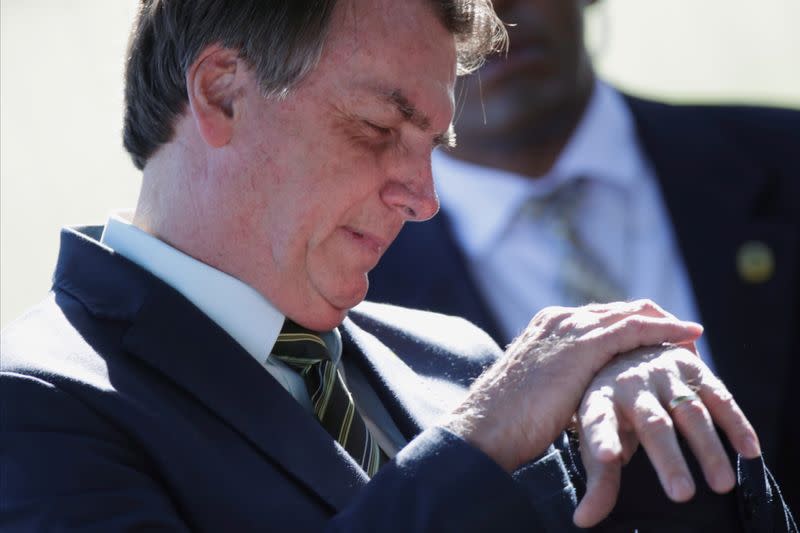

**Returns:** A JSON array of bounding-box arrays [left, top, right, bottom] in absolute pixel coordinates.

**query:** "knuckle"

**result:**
[[635, 299, 658, 314], [714, 389, 738, 411], [533, 306, 569, 327], [673, 349, 700, 367], [538, 305, 568, 318], [615, 369, 646, 390], [622, 316, 648, 336], [636, 412, 674, 436], [552, 319, 571, 337], [673, 399, 707, 422], [583, 409, 614, 434]]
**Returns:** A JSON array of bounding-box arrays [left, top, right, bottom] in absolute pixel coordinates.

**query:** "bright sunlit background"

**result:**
[[2, 0, 799, 327]]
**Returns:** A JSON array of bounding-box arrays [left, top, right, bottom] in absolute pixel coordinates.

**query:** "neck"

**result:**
[[131, 138, 214, 262]]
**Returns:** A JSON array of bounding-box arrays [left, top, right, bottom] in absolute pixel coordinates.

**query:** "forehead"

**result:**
[[315, 0, 458, 120]]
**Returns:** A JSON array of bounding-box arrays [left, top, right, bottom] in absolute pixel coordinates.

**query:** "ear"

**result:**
[[186, 45, 244, 148]]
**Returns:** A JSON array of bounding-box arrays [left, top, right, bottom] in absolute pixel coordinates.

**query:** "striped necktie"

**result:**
[[271, 320, 385, 476], [527, 179, 625, 305]]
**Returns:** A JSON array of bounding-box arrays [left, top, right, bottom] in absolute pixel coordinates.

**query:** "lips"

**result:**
[[343, 226, 391, 256]]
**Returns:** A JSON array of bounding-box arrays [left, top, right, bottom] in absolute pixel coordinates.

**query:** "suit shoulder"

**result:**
[[694, 104, 800, 143], [1, 291, 117, 392], [348, 300, 503, 364], [628, 95, 799, 139], [649, 99, 799, 157], [696, 105, 800, 190]]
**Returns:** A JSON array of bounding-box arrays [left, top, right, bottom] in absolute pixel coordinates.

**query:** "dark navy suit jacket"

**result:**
[[368, 98, 800, 518], [2, 226, 587, 532], [1, 222, 794, 527]]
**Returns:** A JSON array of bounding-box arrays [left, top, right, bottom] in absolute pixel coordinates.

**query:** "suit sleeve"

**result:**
[[1, 373, 192, 533], [2, 371, 568, 532], [327, 427, 568, 532]]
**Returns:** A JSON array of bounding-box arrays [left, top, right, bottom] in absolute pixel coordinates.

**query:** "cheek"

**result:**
[[306, 232, 371, 309]]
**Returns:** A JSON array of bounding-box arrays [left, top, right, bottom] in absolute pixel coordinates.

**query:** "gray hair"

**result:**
[[123, 0, 507, 170]]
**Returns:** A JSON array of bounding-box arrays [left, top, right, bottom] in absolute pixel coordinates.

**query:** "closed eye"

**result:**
[[363, 121, 392, 137]]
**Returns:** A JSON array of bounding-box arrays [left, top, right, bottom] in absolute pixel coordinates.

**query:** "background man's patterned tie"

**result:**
[[526, 179, 625, 305], [271, 320, 385, 476]]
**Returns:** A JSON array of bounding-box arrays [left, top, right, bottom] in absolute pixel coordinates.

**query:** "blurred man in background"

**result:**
[[368, 0, 800, 511]]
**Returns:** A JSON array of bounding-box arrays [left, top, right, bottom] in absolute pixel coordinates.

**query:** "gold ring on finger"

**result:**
[[668, 393, 700, 412]]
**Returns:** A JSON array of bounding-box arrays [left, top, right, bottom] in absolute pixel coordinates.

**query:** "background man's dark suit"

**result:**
[[3, 227, 790, 532], [368, 97, 800, 512]]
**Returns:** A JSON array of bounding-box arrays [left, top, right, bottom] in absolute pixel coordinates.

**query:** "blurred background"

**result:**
[[2, 0, 799, 327]]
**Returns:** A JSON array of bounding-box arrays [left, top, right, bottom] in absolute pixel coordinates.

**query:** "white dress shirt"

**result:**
[[101, 212, 317, 410], [434, 81, 714, 369], [100, 212, 405, 454]]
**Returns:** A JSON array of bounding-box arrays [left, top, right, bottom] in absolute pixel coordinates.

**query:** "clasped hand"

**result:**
[[443, 300, 760, 528]]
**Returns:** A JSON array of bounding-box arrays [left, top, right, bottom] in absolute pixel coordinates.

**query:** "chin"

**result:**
[[308, 292, 366, 331], [331, 288, 368, 315], [308, 310, 350, 332]]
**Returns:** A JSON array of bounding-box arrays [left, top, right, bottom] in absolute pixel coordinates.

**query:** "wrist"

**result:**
[[441, 406, 524, 473]]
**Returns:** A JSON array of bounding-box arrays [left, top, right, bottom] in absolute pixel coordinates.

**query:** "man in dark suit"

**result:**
[[368, 0, 800, 514], [2, 0, 794, 531]]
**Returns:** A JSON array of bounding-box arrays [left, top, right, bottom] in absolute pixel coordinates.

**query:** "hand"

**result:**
[[573, 344, 761, 528], [442, 300, 704, 473]]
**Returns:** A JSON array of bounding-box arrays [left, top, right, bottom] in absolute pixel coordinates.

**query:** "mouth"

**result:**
[[343, 226, 391, 256]]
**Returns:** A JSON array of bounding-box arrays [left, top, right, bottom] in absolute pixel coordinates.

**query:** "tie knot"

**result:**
[[272, 320, 331, 368], [527, 178, 588, 220]]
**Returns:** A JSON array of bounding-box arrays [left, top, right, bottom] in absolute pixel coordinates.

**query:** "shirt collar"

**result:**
[[433, 150, 538, 257], [100, 211, 285, 364], [435, 80, 644, 258]]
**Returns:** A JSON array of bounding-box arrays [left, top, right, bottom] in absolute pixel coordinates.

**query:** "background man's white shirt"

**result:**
[[434, 81, 714, 369]]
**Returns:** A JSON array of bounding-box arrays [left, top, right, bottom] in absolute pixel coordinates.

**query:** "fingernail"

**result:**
[[712, 467, 736, 493], [683, 321, 704, 332], [670, 475, 694, 501], [745, 434, 761, 458]]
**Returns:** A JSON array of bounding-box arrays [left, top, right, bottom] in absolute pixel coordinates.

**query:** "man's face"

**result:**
[[212, 0, 456, 330], [455, 0, 593, 142]]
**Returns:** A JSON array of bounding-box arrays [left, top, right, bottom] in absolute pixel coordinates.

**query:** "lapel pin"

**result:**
[[736, 240, 774, 284]]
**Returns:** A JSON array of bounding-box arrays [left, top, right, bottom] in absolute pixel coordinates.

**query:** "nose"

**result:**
[[380, 156, 440, 222]]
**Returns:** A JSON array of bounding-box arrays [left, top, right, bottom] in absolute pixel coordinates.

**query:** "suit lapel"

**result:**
[[339, 316, 462, 441], [371, 212, 506, 343], [56, 228, 368, 511], [626, 97, 796, 457]]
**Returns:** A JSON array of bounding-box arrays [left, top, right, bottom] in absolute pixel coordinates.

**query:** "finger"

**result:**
[[585, 299, 675, 316], [619, 428, 639, 465], [694, 372, 761, 459], [662, 380, 736, 494], [537, 300, 680, 338], [573, 453, 622, 528], [675, 339, 700, 357], [607, 299, 675, 320], [585, 316, 703, 361], [672, 356, 761, 459], [578, 388, 623, 463], [578, 300, 676, 331], [626, 391, 696, 502], [527, 306, 574, 336]]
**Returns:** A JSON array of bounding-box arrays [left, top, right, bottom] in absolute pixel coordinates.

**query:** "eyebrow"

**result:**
[[384, 89, 456, 148]]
